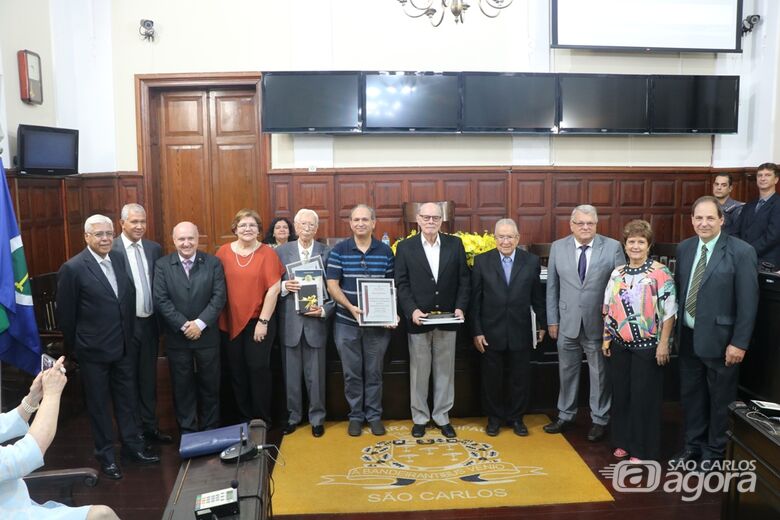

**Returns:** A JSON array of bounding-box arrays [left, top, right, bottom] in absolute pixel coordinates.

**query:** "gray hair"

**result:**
[[494, 218, 519, 235], [120, 203, 146, 220], [571, 204, 598, 222], [84, 214, 113, 233], [350, 204, 376, 221], [294, 208, 319, 226], [417, 202, 443, 216]]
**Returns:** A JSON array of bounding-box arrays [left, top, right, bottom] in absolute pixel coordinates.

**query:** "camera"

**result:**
[[141, 19, 154, 31], [742, 14, 761, 35]]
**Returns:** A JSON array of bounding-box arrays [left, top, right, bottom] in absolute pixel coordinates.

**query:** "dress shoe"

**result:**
[[311, 424, 324, 437], [121, 448, 160, 465], [668, 448, 701, 466], [587, 424, 606, 442], [411, 423, 427, 438], [100, 463, 123, 480], [143, 429, 173, 444], [438, 423, 457, 438], [282, 423, 297, 435], [512, 421, 529, 437], [543, 418, 574, 434], [369, 420, 386, 436], [486, 418, 501, 437], [348, 420, 363, 437]]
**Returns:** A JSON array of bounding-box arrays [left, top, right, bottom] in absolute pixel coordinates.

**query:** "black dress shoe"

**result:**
[[587, 424, 606, 442], [122, 448, 160, 465], [143, 429, 173, 444], [438, 423, 457, 438], [512, 421, 529, 437], [101, 463, 123, 480], [669, 449, 701, 466], [311, 424, 324, 437], [543, 418, 574, 434], [282, 423, 297, 435], [411, 423, 427, 438], [486, 419, 501, 437]]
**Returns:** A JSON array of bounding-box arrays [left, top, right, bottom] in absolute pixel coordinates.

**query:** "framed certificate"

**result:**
[[356, 278, 397, 327], [293, 268, 325, 313], [286, 254, 330, 303]]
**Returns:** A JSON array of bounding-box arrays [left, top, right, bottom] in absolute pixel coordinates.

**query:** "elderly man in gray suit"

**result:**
[[544, 204, 625, 441], [277, 209, 334, 438]]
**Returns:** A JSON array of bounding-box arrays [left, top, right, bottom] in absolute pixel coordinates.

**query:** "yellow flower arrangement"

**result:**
[[391, 229, 496, 267]]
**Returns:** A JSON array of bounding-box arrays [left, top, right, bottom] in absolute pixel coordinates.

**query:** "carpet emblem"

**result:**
[[319, 435, 545, 489]]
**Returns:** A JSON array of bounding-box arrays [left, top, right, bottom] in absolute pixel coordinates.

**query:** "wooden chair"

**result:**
[[528, 243, 552, 266], [29, 272, 73, 364], [401, 201, 455, 235]]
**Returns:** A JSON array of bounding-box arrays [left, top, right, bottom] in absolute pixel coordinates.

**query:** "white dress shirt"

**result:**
[[421, 233, 441, 283], [121, 234, 152, 317]]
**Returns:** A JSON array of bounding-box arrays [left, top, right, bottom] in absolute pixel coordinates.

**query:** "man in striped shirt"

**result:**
[[326, 205, 396, 437]]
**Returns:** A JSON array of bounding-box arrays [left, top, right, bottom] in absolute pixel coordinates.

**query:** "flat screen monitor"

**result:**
[[364, 72, 460, 132], [262, 72, 361, 133], [17, 124, 79, 175], [462, 73, 557, 132], [559, 75, 649, 133], [651, 75, 739, 133]]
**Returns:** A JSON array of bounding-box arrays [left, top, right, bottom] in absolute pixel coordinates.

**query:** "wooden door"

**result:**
[[157, 88, 260, 254]]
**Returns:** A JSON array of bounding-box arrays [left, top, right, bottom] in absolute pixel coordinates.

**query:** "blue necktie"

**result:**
[[755, 199, 766, 214], [578, 245, 589, 283], [502, 256, 512, 285]]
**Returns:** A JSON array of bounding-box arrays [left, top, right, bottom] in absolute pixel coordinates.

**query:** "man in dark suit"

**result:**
[[672, 196, 758, 469], [395, 202, 470, 438], [57, 214, 159, 480], [470, 219, 546, 437], [154, 221, 226, 434], [112, 203, 170, 444], [736, 162, 780, 268], [276, 209, 334, 438]]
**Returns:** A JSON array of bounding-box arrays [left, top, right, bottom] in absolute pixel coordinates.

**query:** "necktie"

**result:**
[[578, 245, 589, 283], [755, 199, 766, 214], [101, 259, 119, 297], [685, 244, 708, 317], [182, 259, 193, 279], [132, 243, 152, 314], [302, 249, 310, 263], [502, 256, 512, 285]]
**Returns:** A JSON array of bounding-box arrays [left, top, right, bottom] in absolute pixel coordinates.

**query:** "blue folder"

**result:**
[[178, 422, 249, 459]]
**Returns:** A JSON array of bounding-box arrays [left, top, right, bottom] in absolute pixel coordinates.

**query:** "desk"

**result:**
[[163, 420, 270, 520]]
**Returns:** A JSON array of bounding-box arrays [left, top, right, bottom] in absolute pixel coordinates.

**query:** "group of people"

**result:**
[[20, 164, 771, 518]]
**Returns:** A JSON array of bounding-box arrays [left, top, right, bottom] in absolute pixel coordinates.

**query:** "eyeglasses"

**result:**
[[496, 235, 518, 242], [236, 223, 258, 229], [296, 222, 317, 229], [88, 231, 114, 239], [418, 215, 442, 222], [571, 221, 596, 228]]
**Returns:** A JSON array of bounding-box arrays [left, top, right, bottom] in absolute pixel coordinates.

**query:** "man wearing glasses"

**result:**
[[395, 203, 470, 438], [57, 215, 159, 480], [544, 205, 624, 442]]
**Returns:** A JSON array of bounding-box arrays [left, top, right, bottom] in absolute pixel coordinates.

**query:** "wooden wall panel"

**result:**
[[14, 177, 65, 276], [65, 178, 83, 258], [587, 179, 614, 207], [619, 179, 645, 207], [80, 177, 118, 224], [553, 179, 582, 207], [294, 176, 335, 237], [649, 179, 675, 208], [117, 176, 145, 210]]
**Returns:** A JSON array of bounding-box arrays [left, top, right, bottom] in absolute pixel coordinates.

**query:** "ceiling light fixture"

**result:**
[[397, 0, 514, 27]]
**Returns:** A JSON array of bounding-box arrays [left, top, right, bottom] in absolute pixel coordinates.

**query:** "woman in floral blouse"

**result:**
[[603, 219, 677, 462]]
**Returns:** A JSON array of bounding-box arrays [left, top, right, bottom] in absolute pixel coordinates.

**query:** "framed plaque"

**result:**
[[356, 278, 397, 327]]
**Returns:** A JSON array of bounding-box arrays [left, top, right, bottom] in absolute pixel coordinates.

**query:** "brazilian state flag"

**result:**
[[0, 158, 41, 374]]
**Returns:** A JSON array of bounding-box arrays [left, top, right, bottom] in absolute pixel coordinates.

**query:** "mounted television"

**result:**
[[651, 75, 739, 133], [462, 73, 557, 132], [559, 74, 649, 133], [17, 124, 79, 175], [262, 72, 361, 133], [364, 72, 460, 132]]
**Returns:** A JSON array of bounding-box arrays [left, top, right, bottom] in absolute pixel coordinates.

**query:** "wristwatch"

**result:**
[[258, 318, 269, 325]]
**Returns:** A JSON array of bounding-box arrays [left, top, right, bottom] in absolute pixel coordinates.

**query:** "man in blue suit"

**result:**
[[736, 162, 780, 268]]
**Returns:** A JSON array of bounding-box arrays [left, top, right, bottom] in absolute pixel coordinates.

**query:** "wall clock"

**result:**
[[17, 50, 43, 105]]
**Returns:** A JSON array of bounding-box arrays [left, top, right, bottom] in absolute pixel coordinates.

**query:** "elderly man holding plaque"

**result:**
[[326, 205, 395, 437], [395, 202, 470, 439], [277, 209, 334, 438]]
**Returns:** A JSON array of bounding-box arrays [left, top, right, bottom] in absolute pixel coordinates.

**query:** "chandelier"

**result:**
[[397, 0, 514, 27]]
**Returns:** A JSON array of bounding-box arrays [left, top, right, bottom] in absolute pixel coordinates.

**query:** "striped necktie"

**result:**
[[685, 244, 708, 317]]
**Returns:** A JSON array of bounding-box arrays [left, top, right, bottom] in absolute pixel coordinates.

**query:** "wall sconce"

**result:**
[[139, 19, 155, 42]]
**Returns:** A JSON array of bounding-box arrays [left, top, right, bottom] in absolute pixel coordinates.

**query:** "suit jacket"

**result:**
[[56, 248, 135, 362], [736, 192, 780, 267], [546, 234, 625, 340], [675, 234, 758, 357], [153, 251, 226, 349], [469, 248, 546, 351], [395, 233, 470, 334], [276, 240, 334, 348]]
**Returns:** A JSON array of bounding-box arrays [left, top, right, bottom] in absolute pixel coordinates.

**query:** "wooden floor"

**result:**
[[1, 360, 722, 520]]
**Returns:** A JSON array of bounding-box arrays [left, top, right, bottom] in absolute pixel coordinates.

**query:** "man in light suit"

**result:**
[[672, 196, 758, 469], [544, 205, 625, 441], [154, 221, 226, 434], [277, 209, 334, 438], [112, 203, 170, 444], [470, 219, 545, 436], [736, 162, 780, 268], [57, 214, 159, 480], [395, 202, 470, 438]]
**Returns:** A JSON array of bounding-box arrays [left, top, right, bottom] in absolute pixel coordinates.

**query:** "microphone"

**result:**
[[219, 426, 258, 464], [230, 427, 247, 489]]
